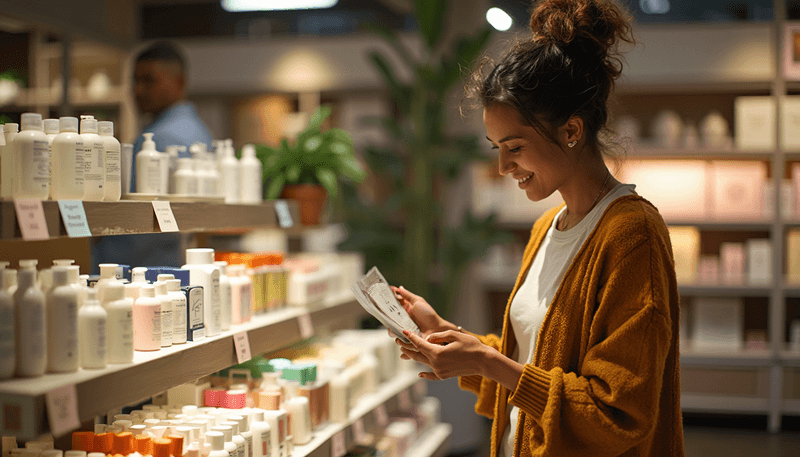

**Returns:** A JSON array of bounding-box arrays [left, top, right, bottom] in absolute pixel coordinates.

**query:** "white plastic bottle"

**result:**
[[239, 144, 262, 204], [98, 121, 121, 202], [228, 264, 249, 325], [80, 115, 105, 201], [261, 410, 286, 457], [121, 143, 133, 196], [211, 426, 239, 457], [228, 415, 252, 457], [14, 259, 46, 377], [79, 288, 107, 369], [95, 263, 118, 304], [0, 265, 15, 379], [13, 113, 50, 199], [165, 145, 185, 194], [39, 268, 53, 297], [133, 284, 161, 351], [249, 411, 271, 457], [154, 281, 173, 347], [136, 132, 162, 194], [1, 123, 19, 198], [206, 432, 230, 457], [220, 421, 246, 457], [167, 279, 187, 344], [103, 282, 134, 364], [50, 117, 85, 200], [182, 248, 221, 337], [215, 261, 232, 331], [125, 266, 148, 300], [174, 157, 198, 195], [221, 139, 240, 204], [44, 118, 59, 192], [3, 266, 17, 295], [46, 267, 79, 373]]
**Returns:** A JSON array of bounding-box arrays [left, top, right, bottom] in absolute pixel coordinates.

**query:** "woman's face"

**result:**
[[483, 103, 572, 202]]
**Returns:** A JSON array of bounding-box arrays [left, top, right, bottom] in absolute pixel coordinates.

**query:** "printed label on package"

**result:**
[[57, 200, 92, 237], [298, 312, 314, 339], [233, 331, 252, 363], [45, 384, 80, 437], [151, 201, 179, 232], [14, 199, 49, 240], [274, 200, 293, 228]]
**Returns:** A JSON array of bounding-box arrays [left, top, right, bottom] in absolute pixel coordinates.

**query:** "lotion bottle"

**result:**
[[3, 266, 17, 295], [220, 422, 246, 457], [206, 432, 230, 457], [98, 121, 121, 202], [95, 263, 118, 304], [227, 415, 251, 457], [104, 281, 134, 364], [154, 281, 173, 347], [50, 117, 85, 200], [14, 259, 46, 377], [0, 265, 15, 379], [126, 266, 148, 300], [174, 157, 198, 195], [80, 115, 105, 201], [221, 139, 240, 204], [46, 267, 79, 373], [1, 123, 19, 198], [133, 284, 161, 351], [249, 410, 271, 457], [211, 426, 238, 457], [79, 288, 107, 369], [44, 118, 58, 191], [239, 144, 262, 204], [215, 261, 232, 331], [13, 113, 50, 199], [136, 133, 162, 194], [167, 279, 187, 344], [182, 248, 221, 337]]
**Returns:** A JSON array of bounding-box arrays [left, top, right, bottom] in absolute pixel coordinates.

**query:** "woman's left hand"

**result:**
[[399, 330, 490, 381]]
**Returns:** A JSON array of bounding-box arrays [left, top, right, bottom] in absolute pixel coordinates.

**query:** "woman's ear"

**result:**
[[560, 116, 584, 148]]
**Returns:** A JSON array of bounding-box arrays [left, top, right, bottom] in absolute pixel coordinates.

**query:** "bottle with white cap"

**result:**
[[228, 264, 251, 325], [95, 263, 118, 304], [211, 426, 239, 457], [154, 281, 173, 347], [249, 410, 271, 457], [173, 156, 197, 195], [133, 284, 161, 351], [14, 259, 46, 377], [220, 421, 246, 457], [38, 267, 53, 297], [284, 382, 311, 445], [126, 267, 149, 300], [0, 262, 15, 379], [13, 113, 50, 199], [97, 121, 121, 202], [3, 265, 17, 295], [79, 288, 107, 369], [215, 261, 232, 331], [239, 144, 262, 204], [50, 117, 85, 200], [221, 139, 240, 204], [206, 431, 229, 457], [80, 115, 105, 201], [261, 410, 287, 457], [227, 415, 252, 457], [1, 122, 19, 198], [182, 248, 221, 337], [167, 279, 187, 344], [104, 281, 134, 364], [136, 132, 162, 194], [46, 266, 79, 373], [43, 118, 59, 192]]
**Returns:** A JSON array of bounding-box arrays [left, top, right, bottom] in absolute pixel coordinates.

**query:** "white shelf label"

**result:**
[[151, 201, 179, 232], [331, 430, 347, 457], [275, 200, 293, 228], [398, 389, 412, 411], [375, 404, 389, 429], [14, 199, 49, 240], [352, 417, 366, 444], [57, 200, 92, 237], [233, 332, 252, 364], [298, 312, 314, 339], [45, 384, 80, 437]]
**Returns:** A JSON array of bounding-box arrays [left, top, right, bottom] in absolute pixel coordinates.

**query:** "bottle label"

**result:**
[[33, 140, 49, 186], [74, 140, 85, 185], [244, 436, 252, 457], [65, 301, 78, 357], [241, 284, 252, 320], [261, 432, 270, 457], [85, 142, 104, 188], [0, 306, 13, 351], [27, 303, 45, 361], [95, 318, 107, 360], [152, 309, 161, 344], [105, 149, 120, 182], [121, 309, 133, 348], [161, 308, 173, 343], [143, 157, 161, 193], [173, 296, 187, 337]]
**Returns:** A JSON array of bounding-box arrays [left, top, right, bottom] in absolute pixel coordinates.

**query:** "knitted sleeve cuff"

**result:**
[[458, 374, 483, 394], [507, 364, 552, 422]]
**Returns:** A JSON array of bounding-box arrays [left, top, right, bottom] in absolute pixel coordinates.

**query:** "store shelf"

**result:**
[[627, 146, 774, 161], [681, 393, 771, 414], [664, 221, 774, 231], [0, 200, 301, 240], [782, 399, 800, 415], [291, 369, 422, 457], [780, 350, 800, 367], [678, 284, 772, 297], [0, 292, 364, 439], [402, 423, 453, 457], [8, 87, 128, 108], [681, 348, 774, 368]]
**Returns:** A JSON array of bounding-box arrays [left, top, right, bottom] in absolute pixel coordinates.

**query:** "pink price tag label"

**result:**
[[352, 418, 366, 444], [375, 404, 389, 429], [298, 313, 314, 339], [14, 199, 49, 240], [331, 430, 347, 457], [233, 332, 252, 364], [45, 384, 80, 437], [398, 389, 412, 411]]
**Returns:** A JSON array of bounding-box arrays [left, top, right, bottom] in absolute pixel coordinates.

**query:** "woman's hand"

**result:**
[[398, 330, 491, 381], [390, 285, 454, 338]]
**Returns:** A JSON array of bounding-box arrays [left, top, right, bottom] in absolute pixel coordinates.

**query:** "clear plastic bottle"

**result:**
[[46, 267, 79, 373], [104, 282, 134, 364], [133, 284, 161, 351], [121, 143, 133, 196], [14, 259, 46, 377], [13, 113, 50, 199], [50, 117, 85, 200], [1, 123, 19, 198], [166, 279, 187, 345], [0, 264, 15, 379], [239, 144, 262, 204], [215, 261, 232, 331], [221, 139, 240, 204], [136, 133, 163, 194], [79, 288, 107, 369], [80, 115, 105, 201], [154, 281, 173, 347], [174, 157, 198, 195], [98, 121, 121, 202]]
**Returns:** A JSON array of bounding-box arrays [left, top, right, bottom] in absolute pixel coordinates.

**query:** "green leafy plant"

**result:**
[[254, 106, 366, 200], [339, 0, 512, 318]]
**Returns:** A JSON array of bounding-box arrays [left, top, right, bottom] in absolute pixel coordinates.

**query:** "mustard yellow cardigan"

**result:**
[[460, 195, 684, 456]]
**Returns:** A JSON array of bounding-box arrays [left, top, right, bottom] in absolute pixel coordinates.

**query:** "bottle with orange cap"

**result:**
[[134, 435, 152, 457]]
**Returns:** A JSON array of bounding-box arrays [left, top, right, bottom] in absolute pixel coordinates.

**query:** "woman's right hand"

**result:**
[[391, 285, 455, 338]]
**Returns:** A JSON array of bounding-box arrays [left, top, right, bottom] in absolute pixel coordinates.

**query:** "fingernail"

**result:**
[[403, 330, 410, 336], [418, 373, 424, 378]]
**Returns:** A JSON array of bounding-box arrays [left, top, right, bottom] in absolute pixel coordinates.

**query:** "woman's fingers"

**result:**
[[395, 337, 418, 352]]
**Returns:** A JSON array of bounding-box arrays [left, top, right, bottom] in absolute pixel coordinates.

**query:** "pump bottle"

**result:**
[[50, 117, 85, 200], [0, 265, 15, 379], [14, 259, 46, 377], [98, 121, 121, 202], [136, 133, 163, 194], [239, 144, 262, 204], [46, 267, 79, 373], [1, 123, 19, 198], [13, 113, 50, 199], [79, 288, 107, 369], [80, 115, 105, 201]]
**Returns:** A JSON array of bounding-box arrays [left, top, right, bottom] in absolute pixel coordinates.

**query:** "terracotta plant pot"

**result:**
[[280, 184, 328, 225]]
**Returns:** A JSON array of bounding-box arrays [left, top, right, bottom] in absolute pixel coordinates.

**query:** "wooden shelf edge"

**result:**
[[681, 393, 770, 414]]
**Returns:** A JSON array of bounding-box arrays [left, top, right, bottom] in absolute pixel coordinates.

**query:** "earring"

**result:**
[[568, 141, 577, 148]]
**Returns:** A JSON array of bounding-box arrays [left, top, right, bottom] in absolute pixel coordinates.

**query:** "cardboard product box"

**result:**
[[691, 297, 744, 351], [709, 160, 766, 220], [720, 242, 746, 285], [781, 96, 800, 151], [621, 160, 710, 221], [668, 226, 701, 284], [746, 238, 772, 285], [735, 96, 776, 151], [787, 230, 800, 284]]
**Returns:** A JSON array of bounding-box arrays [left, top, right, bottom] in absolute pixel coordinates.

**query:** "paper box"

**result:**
[[721, 242, 746, 285], [746, 238, 772, 285], [710, 160, 766, 220], [668, 226, 700, 284], [692, 297, 744, 351], [781, 96, 800, 151], [620, 160, 709, 220], [735, 96, 776, 151]]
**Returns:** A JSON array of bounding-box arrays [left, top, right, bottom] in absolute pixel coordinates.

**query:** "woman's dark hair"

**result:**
[[466, 0, 634, 155]]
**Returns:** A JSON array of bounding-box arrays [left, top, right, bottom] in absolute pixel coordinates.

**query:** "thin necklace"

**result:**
[[560, 169, 611, 231]]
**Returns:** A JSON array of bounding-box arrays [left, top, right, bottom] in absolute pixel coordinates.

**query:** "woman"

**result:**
[[391, 0, 685, 455]]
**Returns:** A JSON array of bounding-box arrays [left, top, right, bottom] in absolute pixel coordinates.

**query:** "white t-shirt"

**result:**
[[500, 183, 636, 457]]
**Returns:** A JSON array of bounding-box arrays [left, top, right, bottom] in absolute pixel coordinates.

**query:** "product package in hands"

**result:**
[[351, 266, 421, 344]]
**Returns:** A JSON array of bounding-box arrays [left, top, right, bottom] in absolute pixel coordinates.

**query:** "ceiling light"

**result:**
[[486, 7, 513, 32], [221, 0, 338, 12]]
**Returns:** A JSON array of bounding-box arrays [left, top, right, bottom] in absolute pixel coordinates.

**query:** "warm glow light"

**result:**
[[266, 49, 335, 92], [221, 0, 338, 12], [486, 7, 513, 32]]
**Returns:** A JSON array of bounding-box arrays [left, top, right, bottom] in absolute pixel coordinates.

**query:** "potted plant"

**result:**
[[255, 106, 366, 225]]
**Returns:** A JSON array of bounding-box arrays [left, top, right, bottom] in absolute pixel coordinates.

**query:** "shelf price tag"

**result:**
[[331, 430, 347, 457], [274, 200, 293, 228], [151, 201, 179, 232], [14, 199, 49, 240], [45, 384, 80, 437], [398, 389, 412, 411], [233, 332, 252, 364], [352, 417, 366, 445], [374, 404, 389, 429], [298, 312, 314, 339], [57, 200, 92, 237]]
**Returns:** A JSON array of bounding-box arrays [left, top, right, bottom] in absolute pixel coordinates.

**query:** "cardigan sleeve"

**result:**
[[507, 237, 675, 455], [458, 332, 502, 418]]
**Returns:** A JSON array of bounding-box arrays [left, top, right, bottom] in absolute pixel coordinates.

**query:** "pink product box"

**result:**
[[720, 242, 745, 285], [204, 388, 225, 407], [710, 161, 766, 220], [698, 256, 720, 284], [224, 390, 247, 409]]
